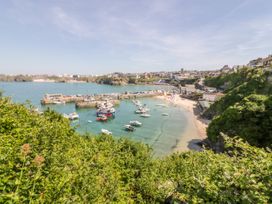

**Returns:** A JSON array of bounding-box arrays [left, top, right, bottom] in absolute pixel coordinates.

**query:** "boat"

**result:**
[[87, 120, 92, 123], [69, 112, 79, 120], [96, 107, 116, 117], [135, 107, 149, 114], [97, 112, 114, 118], [101, 129, 112, 135], [140, 114, 151, 118], [53, 100, 66, 104], [162, 113, 169, 116], [135, 109, 145, 114], [124, 125, 135, 132], [64, 112, 79, 120], [132, 100, 142, 106], [96, 115, 108, 122], [129, 121, 142, 127]]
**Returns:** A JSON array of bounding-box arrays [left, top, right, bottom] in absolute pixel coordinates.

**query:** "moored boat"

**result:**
[[101, 129, 112, 135], [135, 107, 149, 114], [135, 109, 145, 114], [129, 121, 142, 127], [140, 113, 151, 118], [124, 125, 135, 131], [53, 100, 66, 104], [96, 115, 108, 122], [132, 100, 142, 106], [96, 107, 116, 117], [162, 113, 169, 116], [64, 112, 79, 120]]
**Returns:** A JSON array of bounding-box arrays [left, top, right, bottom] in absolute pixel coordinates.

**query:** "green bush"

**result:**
[[0, 98, 272, 203], [207, 94, 272, 148], [164, 136, 272, 203], [204, 67, 272, 118]]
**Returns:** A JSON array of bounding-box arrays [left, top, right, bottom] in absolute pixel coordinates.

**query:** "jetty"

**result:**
[[40, 90, 165, 108]]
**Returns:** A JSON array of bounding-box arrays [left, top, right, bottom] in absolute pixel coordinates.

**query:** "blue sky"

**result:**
[[0, 0, 272, 75]]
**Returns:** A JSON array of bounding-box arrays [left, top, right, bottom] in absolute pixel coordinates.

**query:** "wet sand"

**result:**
[[156, 94, 209, 152]]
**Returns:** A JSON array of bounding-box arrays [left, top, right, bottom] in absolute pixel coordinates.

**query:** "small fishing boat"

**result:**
[[135, 109, 144, 114], [162, 113, 169, 116], [53, 100, 66, 104], [101, 129, 112, 135], [96, 108, 116, 117], [96, 115, 108, 122], [129, 121, 142, 127], [124, 125, 135, 132], [135, 107, 149, 114], [140, 113, 151, 118], [70, 112, 79, 120], [133, 100, 142, 106], [87, 120, 92, 123], [64, 112, 79, 120]]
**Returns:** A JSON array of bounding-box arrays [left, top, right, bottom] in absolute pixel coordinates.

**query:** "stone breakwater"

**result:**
[[40, 90, 165, 108]]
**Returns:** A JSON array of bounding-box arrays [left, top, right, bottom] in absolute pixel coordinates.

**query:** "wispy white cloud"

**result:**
[[51, 7, 93, 38], [1, 0, 272, 73]]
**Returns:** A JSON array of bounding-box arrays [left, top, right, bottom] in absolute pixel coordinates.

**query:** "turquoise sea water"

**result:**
[[0, 82, 189, 156]]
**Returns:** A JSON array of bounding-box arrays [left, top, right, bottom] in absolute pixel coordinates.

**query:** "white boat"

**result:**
[[109, 108, 115, 113], [162, 113, 169, 116], [133, 100, 142, 106], [97, 107, 116, 115], [140, 114, 151, 118], [53, 100, 66, 104], [135, 107, 149, 114], [69, 112, 79, 120], [101, 129, 112, 135], [129, 121, 142, 127], [64, 112, 79, 120], [124, 125, 135, 131], [135, 109, 145, 114], [87, 120, 92, 123]]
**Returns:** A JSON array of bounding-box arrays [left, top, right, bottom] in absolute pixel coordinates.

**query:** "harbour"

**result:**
[[40, 89, 164, 108], [0, 82, 198, 156]]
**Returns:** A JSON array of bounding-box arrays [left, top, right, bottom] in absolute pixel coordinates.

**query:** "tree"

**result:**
[[203, 67, 272, 119], [207, 94, 272, 147]]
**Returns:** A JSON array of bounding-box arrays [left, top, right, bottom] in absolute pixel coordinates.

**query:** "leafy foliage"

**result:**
[[164, 136, 272, 203], [207, 94, 272, 148], [0, 98, 272, 203], [204, 67, 272, 118], [204, 67, 255, 91]]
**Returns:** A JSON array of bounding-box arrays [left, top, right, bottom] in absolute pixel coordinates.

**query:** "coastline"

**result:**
[[156, 94, 209, 152]]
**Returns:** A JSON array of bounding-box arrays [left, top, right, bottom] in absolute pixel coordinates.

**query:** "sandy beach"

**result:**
[[156, 94, 209, 152]]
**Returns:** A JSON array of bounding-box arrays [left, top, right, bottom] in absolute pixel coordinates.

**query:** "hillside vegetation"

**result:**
[[0, 98, 272, 203], [205, 67, 272, 148], [204, 67, 272, 118], [207, 94, 272, 147]]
